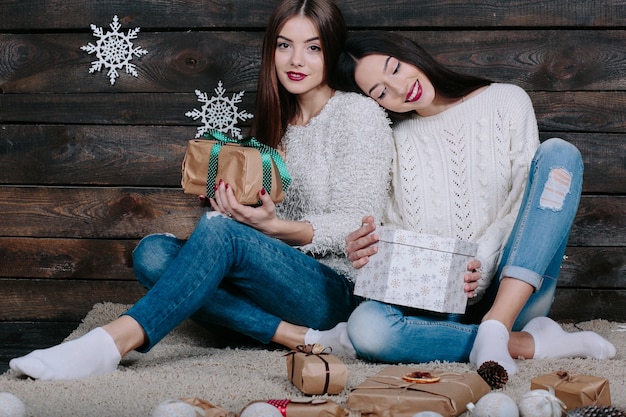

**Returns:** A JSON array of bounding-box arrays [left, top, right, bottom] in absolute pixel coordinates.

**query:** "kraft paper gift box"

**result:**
[[181, 131, 290, 205], [354, 227, 478, 314], [241, 399, 348, 417], [285, 345, 348, 395], [179, 397, 228, 417], [530, 370, 611, 410], [347, 365, 490, 417]]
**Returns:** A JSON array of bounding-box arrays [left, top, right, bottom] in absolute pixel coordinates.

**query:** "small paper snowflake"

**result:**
[[81, 15, 148, 85], [185, 81, 254, 139]]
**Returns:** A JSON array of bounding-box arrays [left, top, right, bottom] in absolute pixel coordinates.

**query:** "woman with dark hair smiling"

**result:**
[[336, 31, 615, 375]]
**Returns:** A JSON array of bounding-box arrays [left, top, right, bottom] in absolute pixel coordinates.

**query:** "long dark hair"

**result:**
[[251, 0, 347, 148], [334, 31, 492, 114]]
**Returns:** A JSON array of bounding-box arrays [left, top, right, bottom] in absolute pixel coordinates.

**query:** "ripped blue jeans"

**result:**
[[127, 213, 357, 352], [347, 138, 584, 363]]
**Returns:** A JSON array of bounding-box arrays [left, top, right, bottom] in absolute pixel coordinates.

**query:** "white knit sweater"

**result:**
[[276, 91, 394, 280], [385, 84, 540, 302]]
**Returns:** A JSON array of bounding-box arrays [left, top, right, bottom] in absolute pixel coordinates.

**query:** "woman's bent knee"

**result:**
[[347, 301, 398, 360], [132, 233, 180, 288], [540, 138, 583, 168]]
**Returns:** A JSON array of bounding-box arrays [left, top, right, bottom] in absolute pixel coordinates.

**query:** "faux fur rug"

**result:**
[[1, 302, 625, 417]]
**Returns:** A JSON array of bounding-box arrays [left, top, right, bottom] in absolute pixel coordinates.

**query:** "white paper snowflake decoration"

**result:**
[[81, 15, 148, 85], [186, 81, 254, 139]]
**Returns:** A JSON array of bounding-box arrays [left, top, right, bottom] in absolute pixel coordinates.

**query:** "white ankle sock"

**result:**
[[469, 319, 518, 376], [522, 316, 616, 360], [304, 322, 356, 358], [9, 327, 121, 380]]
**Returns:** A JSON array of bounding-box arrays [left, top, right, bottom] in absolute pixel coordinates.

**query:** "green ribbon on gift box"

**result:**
[[204, 130, 291, 202]]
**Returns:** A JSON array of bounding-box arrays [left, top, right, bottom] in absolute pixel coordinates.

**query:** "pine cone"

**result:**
[[567, 406, 626, 417], [477, 360, 508, 389]]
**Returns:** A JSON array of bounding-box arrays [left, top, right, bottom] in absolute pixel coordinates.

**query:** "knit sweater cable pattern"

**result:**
[[276, 91, 394, 281], [386, 84, 540, 302]]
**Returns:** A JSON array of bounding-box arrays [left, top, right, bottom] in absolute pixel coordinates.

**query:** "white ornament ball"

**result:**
[[518, 389, 566, 417], [151, 399, 203, 417], [0, 392, 26, 417], [239, 402, 283, 417], [412, 412, 444, 417], [466, 392, 519, 417]]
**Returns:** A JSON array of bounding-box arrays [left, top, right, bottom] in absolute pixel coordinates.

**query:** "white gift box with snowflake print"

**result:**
[[354, 227, 478, 314]]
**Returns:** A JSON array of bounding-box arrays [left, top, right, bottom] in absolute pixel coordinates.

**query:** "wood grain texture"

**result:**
[[0, 126, 623, 193], [0, 238, 137, 280], [0, 188, 621, 242], [2, 278, 623, 323], [3, 30, 626, 93], [551, 289, 626, 323], [0, 279, 145, 321], [0, 187, 204, 239], [1, 1, 624, 30]]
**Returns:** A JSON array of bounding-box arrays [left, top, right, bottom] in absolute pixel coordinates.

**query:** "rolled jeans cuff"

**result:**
[[501, 265, 543, 291]]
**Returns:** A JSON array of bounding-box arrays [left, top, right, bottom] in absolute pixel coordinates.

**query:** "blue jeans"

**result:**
[[346, 138, 583, 363], [128, 212, 358, 352]]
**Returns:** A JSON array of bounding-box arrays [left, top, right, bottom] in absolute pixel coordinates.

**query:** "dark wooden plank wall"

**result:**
[[1, 0, 625, 335]]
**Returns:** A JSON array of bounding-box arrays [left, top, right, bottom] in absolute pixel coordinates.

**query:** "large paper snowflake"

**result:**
[[81, 15, 148, 85], [186, 81, 254, 139]]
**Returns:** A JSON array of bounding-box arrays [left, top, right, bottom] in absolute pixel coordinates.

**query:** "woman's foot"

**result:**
[[522, 316, 616, 360], [470, 319, 518, 375], [305, 322, 356, 358], [9, 327, 121, 380]]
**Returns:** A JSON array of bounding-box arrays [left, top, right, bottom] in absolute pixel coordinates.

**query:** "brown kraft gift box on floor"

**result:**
[[530, 370, 611, 410], [241, 399, 348, 417], [180, 398, 228, 417], [347, 365, 490, 417], [285, 346, 348, 395]]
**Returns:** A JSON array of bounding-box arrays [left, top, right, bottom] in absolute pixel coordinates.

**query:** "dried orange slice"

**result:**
[[402, 371, 441, 383]]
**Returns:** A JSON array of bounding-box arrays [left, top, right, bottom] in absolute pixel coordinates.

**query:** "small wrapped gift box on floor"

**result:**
[[354, 227, 478, 314], [530, 370, 611, 410], [241, 399, 349, 417], [285, 344, 348, 395], [180, 398, 228, 417], [347, 365, 490, 417]]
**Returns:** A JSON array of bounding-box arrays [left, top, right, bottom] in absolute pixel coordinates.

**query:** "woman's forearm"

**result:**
[[260, 218, 314, 246]]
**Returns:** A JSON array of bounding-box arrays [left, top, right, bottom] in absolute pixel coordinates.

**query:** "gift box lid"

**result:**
[[376, 227, 478, 257]]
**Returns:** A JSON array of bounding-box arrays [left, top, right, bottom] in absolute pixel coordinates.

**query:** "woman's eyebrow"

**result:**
[[367, 56, 392, 96], [383, 56, 391, 72], [277, 35, 319, 43]]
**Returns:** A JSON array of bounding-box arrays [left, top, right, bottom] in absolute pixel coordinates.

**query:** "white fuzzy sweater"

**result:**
[[276, 91, 394, 280], [385, 84, 540, 302]]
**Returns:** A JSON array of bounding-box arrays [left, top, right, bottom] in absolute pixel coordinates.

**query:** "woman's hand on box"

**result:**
[[210, 181, 313, 246], [464, 259, 482, 298], [210, 180, 277, 226], [346, 216, 380, 269]]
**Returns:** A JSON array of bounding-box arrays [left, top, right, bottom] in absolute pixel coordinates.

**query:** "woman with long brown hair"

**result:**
[[9, 0, 393, 381]]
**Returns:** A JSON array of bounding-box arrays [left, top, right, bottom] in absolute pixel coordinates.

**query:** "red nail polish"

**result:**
[[219, 179, 223, 185], [213, 184, 218, 191], [225, 183, 230, 190], [261, 188, 266, 195]]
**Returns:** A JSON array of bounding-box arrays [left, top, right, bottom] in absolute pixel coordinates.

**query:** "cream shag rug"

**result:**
[[1, 302, 625, 417]]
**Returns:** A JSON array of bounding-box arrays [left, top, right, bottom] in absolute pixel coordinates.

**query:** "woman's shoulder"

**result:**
[[332, 91, 387, 113], [486, 83, 531, 101]]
